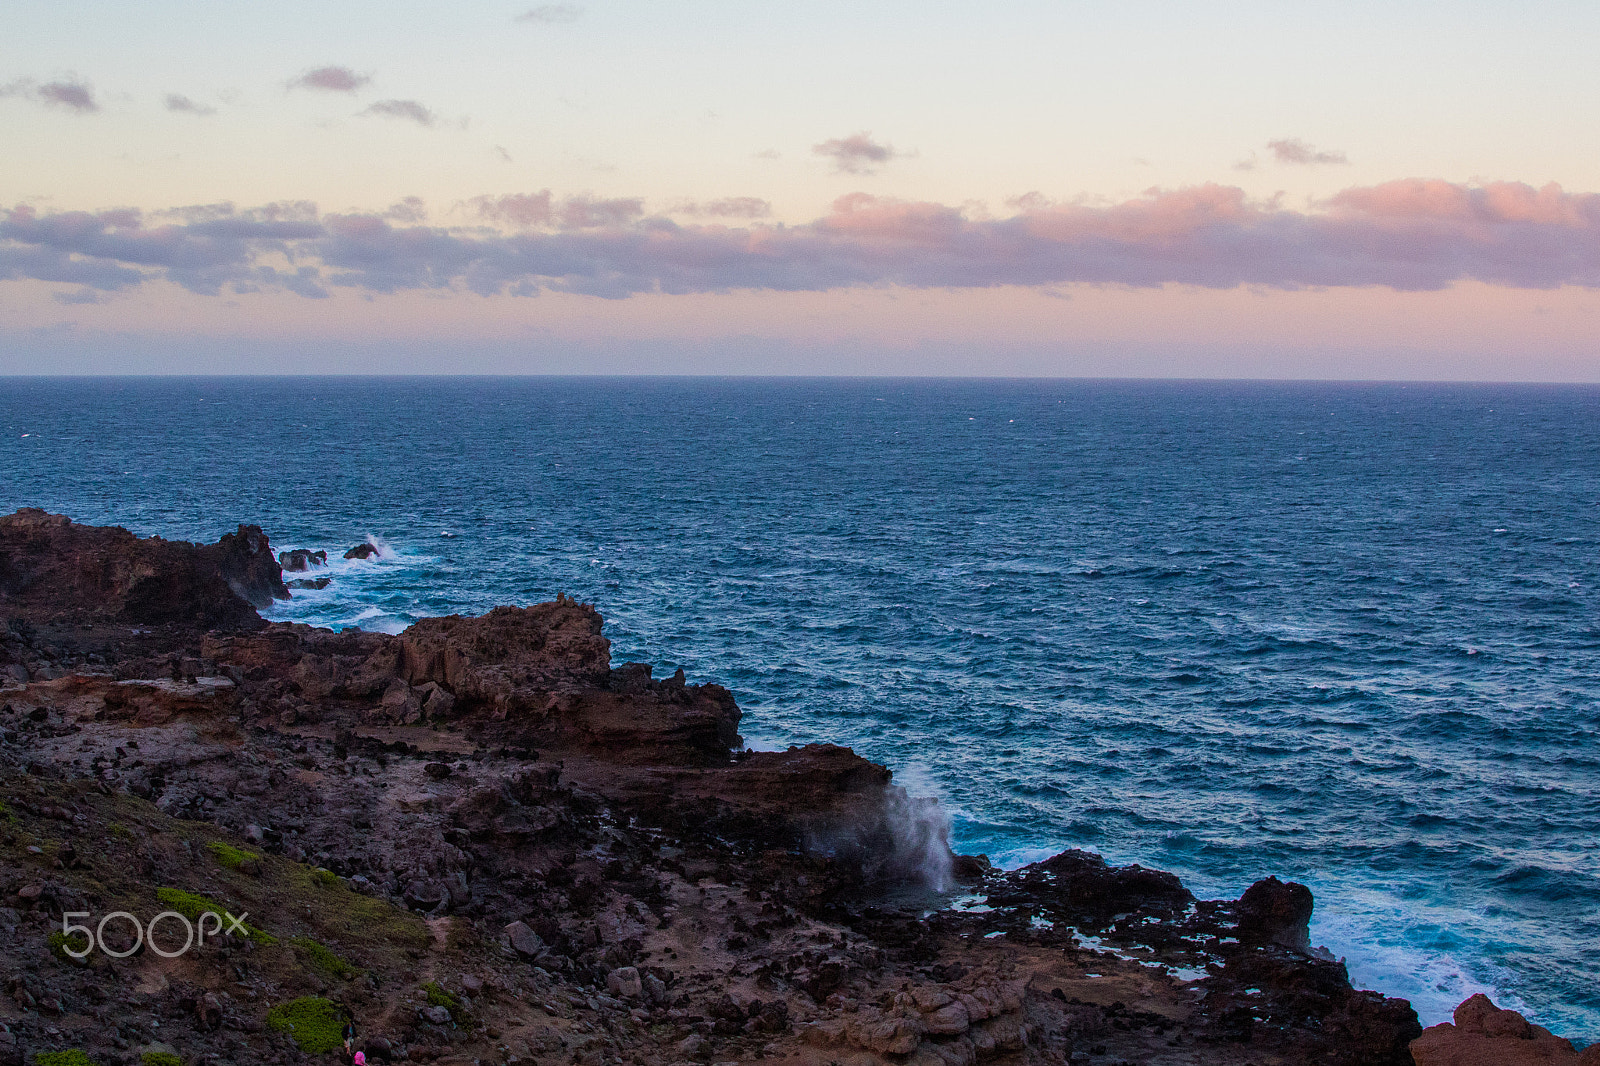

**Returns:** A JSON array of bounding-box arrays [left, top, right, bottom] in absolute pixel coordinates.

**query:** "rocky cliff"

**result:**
[[0, 511, 1504, 1066]]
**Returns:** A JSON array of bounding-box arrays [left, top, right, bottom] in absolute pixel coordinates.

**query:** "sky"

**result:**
[[3, 0, 1600, 378]]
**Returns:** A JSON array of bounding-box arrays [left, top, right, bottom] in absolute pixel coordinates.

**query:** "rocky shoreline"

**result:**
[[0, 510, 1589, 1066]]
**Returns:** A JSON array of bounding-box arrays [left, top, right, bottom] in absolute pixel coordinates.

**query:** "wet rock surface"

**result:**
[[0, 511, 1467, 1066]]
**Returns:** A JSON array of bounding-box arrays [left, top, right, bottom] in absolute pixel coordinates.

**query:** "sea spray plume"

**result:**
[[883, 787, 956, 891], [804, 782, 955, 891]]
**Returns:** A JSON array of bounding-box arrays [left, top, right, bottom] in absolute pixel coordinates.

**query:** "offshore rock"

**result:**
[[277, 548, 327, 572]]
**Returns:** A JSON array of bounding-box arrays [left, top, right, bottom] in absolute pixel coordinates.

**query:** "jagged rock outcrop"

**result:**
[[0, 508, 286, 632], [1412, 994, 1600, 1065]]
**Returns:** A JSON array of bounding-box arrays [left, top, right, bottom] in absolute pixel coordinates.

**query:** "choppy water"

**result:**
[[2, 377, 1597, 1039]]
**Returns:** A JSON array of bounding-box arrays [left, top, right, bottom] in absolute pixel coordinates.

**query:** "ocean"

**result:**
[[2, 376, 1596, 1039]]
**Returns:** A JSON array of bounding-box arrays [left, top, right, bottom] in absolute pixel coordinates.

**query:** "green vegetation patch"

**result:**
[[421, 981, 471, 1024], [205, 841, 259, 870], [309, 867, 338, 887], [291, 936, 361, 980], [141, 1053, 182, 1066], [422, 981, 461, 1012], [47, 929, 91, 961], [154, 887, 276, 945], [0, 800, 14, 822], [35, 1052, 96, 1066], [266, 996, 347, 1054]]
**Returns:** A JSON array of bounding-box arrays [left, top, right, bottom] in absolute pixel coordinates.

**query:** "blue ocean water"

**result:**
[[2, 377, 1597, 1039]]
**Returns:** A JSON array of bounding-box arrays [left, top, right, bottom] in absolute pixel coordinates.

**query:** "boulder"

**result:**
[[504, 920, 546, 958], [605, 966, 642, 999], [344, 543, 381, 560], [987, 847, 1194, 922], [923, 1001, 971, 1035]]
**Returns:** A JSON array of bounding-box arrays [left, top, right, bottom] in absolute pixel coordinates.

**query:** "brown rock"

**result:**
[[0, 509, 286, 628], [278, 549, 328, 572], [1411, 994, 1585, 1066], [923, 1001, 971, 1036], [845, 1009, 925, 1055]]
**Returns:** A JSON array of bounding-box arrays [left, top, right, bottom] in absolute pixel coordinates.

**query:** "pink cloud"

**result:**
[[474, 192, 554, 227], [6, 179, 1600, 301], [674, 197, 772, 219]]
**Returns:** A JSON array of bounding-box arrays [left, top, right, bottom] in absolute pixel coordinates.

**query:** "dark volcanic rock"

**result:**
[[344, 542, 380, 560], [1236, 874, 1315, 951], [989, 847, 1194, 923], [0, 508, 286, 628], [278, 548, 328, 572]]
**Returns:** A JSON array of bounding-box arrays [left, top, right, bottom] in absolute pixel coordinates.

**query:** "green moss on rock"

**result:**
[[35, 1051, 97, 1066], [205, 840, 259, 870], [266, 996, 347, 1054], [141, 1053, 182, 1066], [46, 929, 91, 960], [154, 887, 276, 945]]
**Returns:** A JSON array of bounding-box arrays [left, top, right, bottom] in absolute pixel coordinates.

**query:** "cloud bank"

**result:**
[[6, 180, 1600, 302]]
